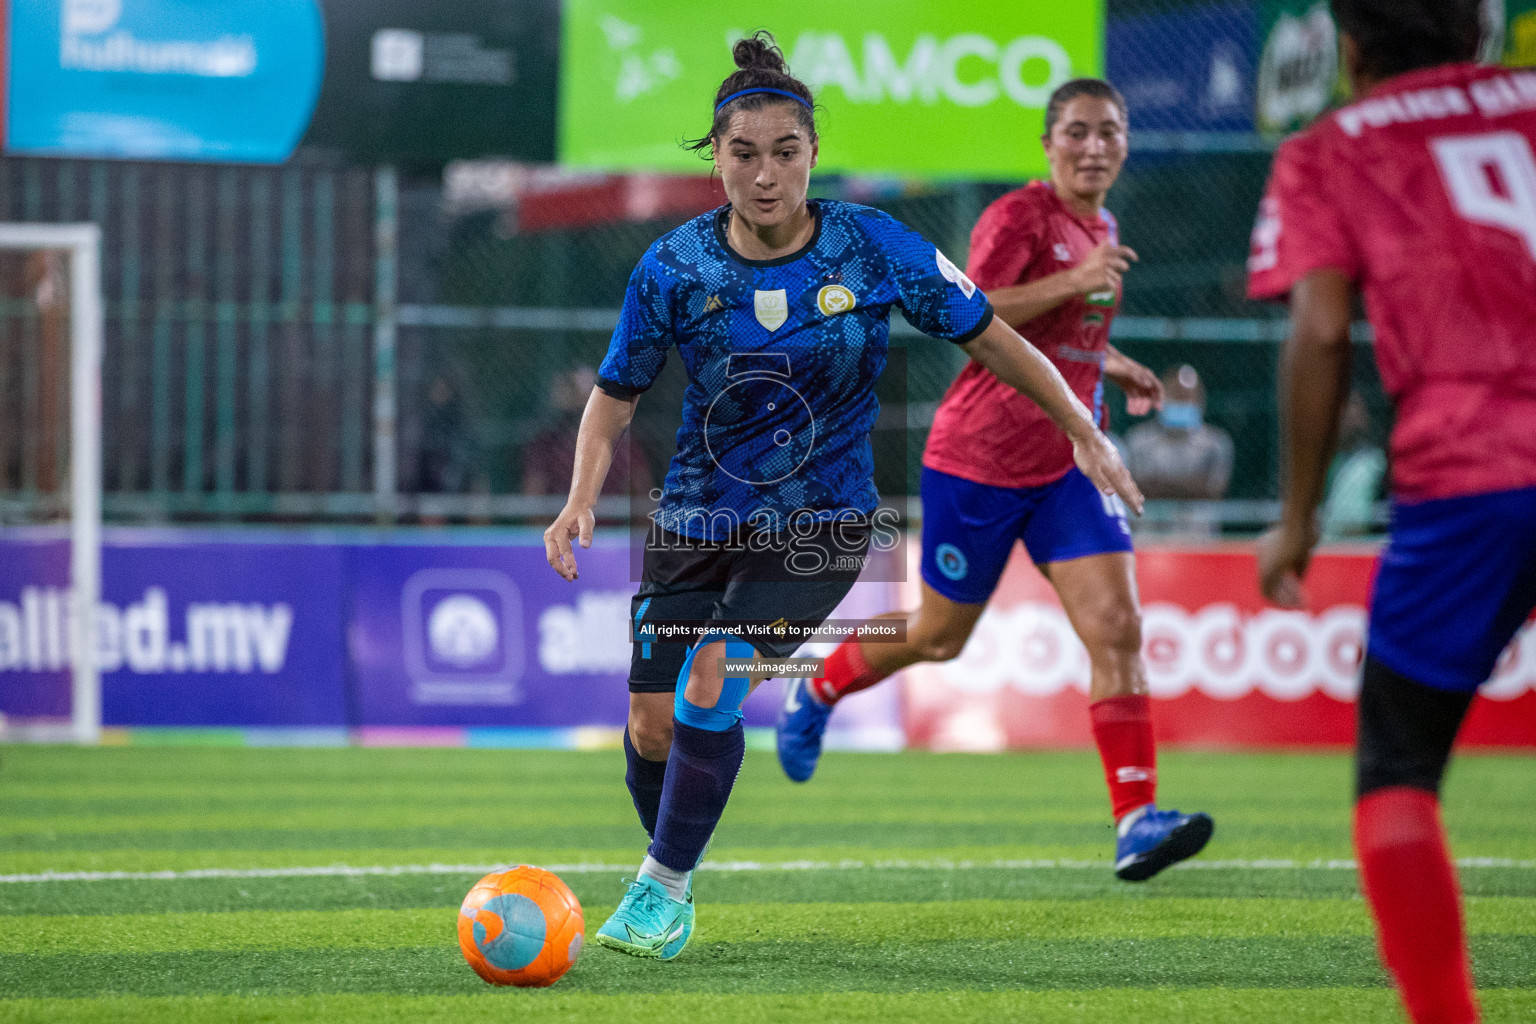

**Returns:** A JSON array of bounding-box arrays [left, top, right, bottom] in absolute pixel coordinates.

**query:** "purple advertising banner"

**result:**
[[0, 532, 71, 721], [0, 529, 349, 727], [0, 529, 905, 742], [347, 535, 904, 735], [348, 536, 635, 728], [100, 534, 349, 727]]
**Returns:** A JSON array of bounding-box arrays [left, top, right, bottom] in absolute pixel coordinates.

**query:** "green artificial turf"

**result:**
[[2, 746, 1533, 1022]]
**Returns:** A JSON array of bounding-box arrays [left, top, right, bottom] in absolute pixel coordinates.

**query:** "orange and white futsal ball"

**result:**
[[457, 866, 584, 987]]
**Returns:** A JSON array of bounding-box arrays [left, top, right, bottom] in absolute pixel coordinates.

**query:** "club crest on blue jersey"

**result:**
[[817, 284, 856, 316], [755, 289, 788, 330]]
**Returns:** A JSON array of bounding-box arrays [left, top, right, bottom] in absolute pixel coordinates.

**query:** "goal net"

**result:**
[[0, 224, 103, 744]]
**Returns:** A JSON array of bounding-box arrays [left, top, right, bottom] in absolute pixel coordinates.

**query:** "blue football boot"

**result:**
[[594, 874, 695, 960], [1114, 805, 1215, 881], [776, 677, 833, 783]]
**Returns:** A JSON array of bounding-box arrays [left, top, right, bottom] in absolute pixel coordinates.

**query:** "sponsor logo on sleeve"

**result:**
[[934, 249, 978, 299]]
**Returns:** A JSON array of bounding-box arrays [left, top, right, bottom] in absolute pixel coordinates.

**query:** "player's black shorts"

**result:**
[[628, 520, 871, 693]]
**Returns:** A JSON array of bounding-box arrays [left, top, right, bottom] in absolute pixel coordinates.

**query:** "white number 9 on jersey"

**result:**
[[1431, 131, 1536, 261]]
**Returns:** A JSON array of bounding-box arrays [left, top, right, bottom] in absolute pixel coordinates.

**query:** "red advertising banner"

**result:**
[[900, 545, 1536, 750]]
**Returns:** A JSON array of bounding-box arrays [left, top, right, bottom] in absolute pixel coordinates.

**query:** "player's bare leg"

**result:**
[[628, 692, 674, 760], [624, 642, 770, 840], [1037, 552, 1144, 701], [860, 583, 987, 680], [790, 551, 1210, 878]]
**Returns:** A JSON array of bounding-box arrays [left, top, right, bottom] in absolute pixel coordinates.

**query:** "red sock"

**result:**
[[1355, 787, 1479, 1024], [809, 639, 886, 705], [1088, 695, 1157, 820]]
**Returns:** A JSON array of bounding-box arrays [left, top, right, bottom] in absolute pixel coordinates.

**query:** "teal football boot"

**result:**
[[659, 885, 696, 960], [594, 874, 695, 960]]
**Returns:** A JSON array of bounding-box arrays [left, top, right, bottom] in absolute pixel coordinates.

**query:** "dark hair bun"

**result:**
[[732, 31, 789, 75], [685, 29, 814, 153]]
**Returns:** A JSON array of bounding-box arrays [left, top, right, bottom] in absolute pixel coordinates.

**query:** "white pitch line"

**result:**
[[2, 857, 1534, 885]]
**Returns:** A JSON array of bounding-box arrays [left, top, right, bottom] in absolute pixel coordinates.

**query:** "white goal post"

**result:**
[[0, 224, 104, 744]]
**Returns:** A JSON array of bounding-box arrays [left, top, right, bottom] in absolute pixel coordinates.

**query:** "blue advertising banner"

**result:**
[[0, 530, 349, 727], [347, 538, 635, 729], [6, 0, 325, 162], [99, 536, 349, 726], [0, 533, 72, 721], [0, 529, 903, 744], [346, 536, 902, 738], [1106, 1, 1258, 134]]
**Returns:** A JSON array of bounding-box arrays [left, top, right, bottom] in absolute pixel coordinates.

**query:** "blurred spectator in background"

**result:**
[[1320, 391, 1387, 539], [1125, 364, 1234, 500], [522, 365, 654, 498], [415, 375, 476, 495]]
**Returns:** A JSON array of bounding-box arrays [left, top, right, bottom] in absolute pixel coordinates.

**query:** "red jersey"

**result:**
[[1248, 63, 1536, 502], [923, 180, 1119, 488]]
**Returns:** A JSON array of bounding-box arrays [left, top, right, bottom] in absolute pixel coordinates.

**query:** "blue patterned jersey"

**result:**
[[597, 199, 994, 540]]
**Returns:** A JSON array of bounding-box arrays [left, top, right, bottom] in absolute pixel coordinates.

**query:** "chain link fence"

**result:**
[[0, 1, 1400, 534]]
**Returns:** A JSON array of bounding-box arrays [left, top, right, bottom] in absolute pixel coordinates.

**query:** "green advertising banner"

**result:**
[[1255, 0, 1346, 137], [559, 1, 1104, 178]]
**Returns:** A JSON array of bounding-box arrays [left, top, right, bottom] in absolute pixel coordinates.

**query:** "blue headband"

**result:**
[[715, 87, 812, 113]]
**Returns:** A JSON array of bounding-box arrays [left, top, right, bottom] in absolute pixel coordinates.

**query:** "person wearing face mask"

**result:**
[[544, 32, 1142, 961], [777, 78, 1215, 885], [1124, 364, 1235, 502]]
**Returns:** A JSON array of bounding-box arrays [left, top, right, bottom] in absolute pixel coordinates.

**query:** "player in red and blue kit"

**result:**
[[777, 78, 1215, 882], [546, 35, 1142, 962], [1250, 3, 1536, 1021]]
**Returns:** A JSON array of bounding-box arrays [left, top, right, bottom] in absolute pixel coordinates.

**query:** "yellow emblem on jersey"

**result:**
[[816, 284, 856, 317]]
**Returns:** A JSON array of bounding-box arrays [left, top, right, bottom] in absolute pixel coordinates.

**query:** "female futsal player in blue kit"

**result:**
[[543, 33, 1142, 960]]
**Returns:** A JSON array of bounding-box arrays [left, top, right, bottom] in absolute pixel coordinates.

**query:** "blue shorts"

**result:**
[[1368, 485, 1536, 692], [920, 465, 1134, 605]]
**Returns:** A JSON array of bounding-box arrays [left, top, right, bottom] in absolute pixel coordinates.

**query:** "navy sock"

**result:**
[[623, 729, 668, 839], [648, 718, 745, 872]]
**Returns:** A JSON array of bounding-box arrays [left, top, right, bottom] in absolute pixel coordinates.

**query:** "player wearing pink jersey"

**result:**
[[1249, 3, 1536, 1021], [777, 78, 1214, 882]]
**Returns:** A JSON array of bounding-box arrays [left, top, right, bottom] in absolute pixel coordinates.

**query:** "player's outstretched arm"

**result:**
[[962, 316, 1144, 516], [1258, 268, 1353, 607], [544, 388, 640, 582]]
